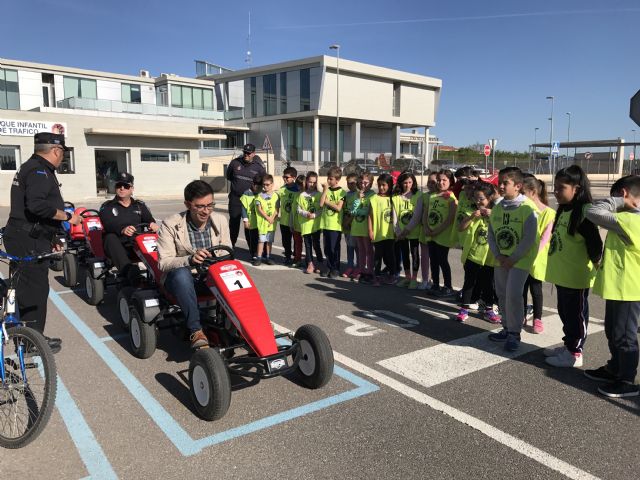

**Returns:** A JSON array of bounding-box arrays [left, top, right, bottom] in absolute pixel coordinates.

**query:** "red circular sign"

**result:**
[[484, 144, 491, 156]]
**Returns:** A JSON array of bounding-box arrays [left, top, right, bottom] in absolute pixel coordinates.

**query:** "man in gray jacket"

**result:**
[[157, 180, 230, 348]]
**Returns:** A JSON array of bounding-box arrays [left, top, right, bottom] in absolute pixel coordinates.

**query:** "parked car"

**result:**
[[318, 158, 388, 176]]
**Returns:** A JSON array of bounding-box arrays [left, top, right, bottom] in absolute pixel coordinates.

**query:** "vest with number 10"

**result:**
[[488, 199, 537, 270]]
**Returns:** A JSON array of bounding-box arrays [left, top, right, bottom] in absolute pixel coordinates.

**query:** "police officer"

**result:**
[[3, 132, 82, 353], [99, 172, 158, 283], [226, 143, 265, 249]]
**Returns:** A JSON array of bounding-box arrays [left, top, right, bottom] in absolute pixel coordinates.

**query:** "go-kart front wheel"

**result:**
[[62, 253, 78, 287], [117, 287, 135, 330], [189, 348, 231, 421], [129, 307, 157, 359], [294, 325, 334, 389], [85, 274, 104, 306]]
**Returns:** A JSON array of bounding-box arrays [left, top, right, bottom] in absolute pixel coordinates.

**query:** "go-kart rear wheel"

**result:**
[[62, 253, 78, 287], [85, 274, 104, 306], [117, 287, 135, 330], [294, 325, 334, 389], [189, 348, 231, 421], [129, 307, 157, 359], [50, 257, 63, 272]]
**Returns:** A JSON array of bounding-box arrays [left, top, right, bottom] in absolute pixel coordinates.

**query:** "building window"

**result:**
[[121, 83, 142, 103], [0, 145, 20, 171], [141, 150, 189, 163], [392, 82, 401, 117], [300, 69, 310, 111], [287, 120, 304, 162], [58, 148, 75, 174], [63, 76, 97, 99], [280, 72, 287, 114], [250, 77, 257, 117], [170, 85, 213, 110], [0, 69, 20, 110], [262, 74, 277, 116], [156, 85, 168, 106]]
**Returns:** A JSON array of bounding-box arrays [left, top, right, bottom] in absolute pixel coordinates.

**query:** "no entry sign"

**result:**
[[484, 144, 491, 156]]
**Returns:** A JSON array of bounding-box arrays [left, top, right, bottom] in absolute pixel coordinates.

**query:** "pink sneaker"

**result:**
[[484, 309, 502, 324], [532, 318, 544, 334], [305, 262, 314, 274], [350, 268, 361, 280], [456, 309, 469, 322], [342, 267, 353, 278]]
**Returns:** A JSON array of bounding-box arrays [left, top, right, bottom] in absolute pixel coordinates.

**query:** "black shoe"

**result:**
[[264, 258, 274, 265], [319, 269, 329, 278], [597, 381, 639, 398], [252, 258, 262, 266], [283, 257, 292, 266], [328, 269, 340, 279], [45, 336, 62, 354], [584, 366, 617, 383]]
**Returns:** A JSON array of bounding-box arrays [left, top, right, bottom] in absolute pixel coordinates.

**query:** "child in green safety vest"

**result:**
[[319, 166, 346, 278], [487, 167, 538, 352], [296, 171, 324, 274], [278, 166, 298, 265], [341, 173, 359, 279], [423, 169, 458, 296], [521, 174, 555, 334], [368, 173, 396, 286], [544, 165, 602, 368], [393, 171, 421, 289], [290, 174, 306, 267], [456, 181, 501, 324], [584, 175, 640, 398], [253, 174, 279, 266], [351, 172, 376, 284], [413, 172, 438, 290], [240, 175, 263, 261]]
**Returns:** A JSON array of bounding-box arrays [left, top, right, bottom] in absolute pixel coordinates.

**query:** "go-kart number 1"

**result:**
[[220, 270, 252, 291]]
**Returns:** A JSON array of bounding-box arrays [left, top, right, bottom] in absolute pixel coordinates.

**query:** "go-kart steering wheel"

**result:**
[[64, 201, 75, 210], [200, 245, 234, 267], [80, 209, 101, 218], [133, 223, 153, 235]]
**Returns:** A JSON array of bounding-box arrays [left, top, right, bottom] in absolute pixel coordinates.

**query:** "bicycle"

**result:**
[[0, 228, 59, 448]]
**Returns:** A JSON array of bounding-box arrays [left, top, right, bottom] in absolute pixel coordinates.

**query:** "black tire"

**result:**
[[84, 273, 104, 306], [0, 326, 57, 449], [62, 253, 77, 287], [129, 307, 157, 359], [189, 348, 231, 421], [294, 325, 334, 389], [116, 287, 135, 330], [50, 257, 63, 272]]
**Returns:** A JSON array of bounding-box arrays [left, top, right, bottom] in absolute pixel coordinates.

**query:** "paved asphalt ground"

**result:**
[[0, 188, 638, 480]]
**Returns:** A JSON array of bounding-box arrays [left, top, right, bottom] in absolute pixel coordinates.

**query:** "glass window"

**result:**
[[122, 83, 141, 103], [141, 150, 189, 163], [63, 76, 96, 99], [280, 72, 287, 114], [393, 82, 401, 117], [250, 77, 257, 117], [58, 148, 75, 174], [182, 87, 192, 108], [287, 121, 305, 162], [0, 145, 20, 171], [203, 89, 213, 110], [300, 69, 310, 111], [156, 85, 168, 106], [193, 88, 203, 109], [171, 85, 182, 107], [0, 69, 20, 110], [262, 73, 277, 116]]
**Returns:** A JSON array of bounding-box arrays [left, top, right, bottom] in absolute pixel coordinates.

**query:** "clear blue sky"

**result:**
[[3, 0, 639, 152]]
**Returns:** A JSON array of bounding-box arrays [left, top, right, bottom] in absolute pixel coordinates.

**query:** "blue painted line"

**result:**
[[98, 333, 128, 343], [49, 289, 379, 457]]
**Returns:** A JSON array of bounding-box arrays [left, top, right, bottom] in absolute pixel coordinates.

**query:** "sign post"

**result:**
[[483, 144, 491, 174], [262, 135, 273, 174], [489, 138, 497, 173]]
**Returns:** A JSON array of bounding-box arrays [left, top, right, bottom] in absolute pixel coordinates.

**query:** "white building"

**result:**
[[0, 56, 441, 205]]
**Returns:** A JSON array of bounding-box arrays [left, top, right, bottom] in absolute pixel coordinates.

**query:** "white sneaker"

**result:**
[[543, 345, 566, 357], [545, 349, 583, 368], [467, 303, 480, 312], [417, 280, 433, 290]]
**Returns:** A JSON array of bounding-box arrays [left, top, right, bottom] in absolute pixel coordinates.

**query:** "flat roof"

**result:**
[[532, 140, 640, 148], [84, 128, 225, 140]]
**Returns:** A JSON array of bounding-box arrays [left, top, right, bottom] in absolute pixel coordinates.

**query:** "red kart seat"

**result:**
[[81, 213, 105, 258], [69, 207, 88, 240]]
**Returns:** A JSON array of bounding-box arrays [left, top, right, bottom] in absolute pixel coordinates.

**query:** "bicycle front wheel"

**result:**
[[0, 326, 57, 449]]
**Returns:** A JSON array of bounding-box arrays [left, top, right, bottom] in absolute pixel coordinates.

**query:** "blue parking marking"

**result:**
[[49, 289, 379, 456]]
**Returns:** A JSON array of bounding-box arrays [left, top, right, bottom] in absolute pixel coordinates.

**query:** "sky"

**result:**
[[2, 0, 639, 152]]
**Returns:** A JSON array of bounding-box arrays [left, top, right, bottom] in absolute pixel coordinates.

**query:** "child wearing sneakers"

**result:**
[[254, 174, 279, 266], [544, 165, 602, 367], [584, 175, 640, 398], [341, 173, 360, 278], [297, 171, 324, 274], [290, 174, 306, 267], [393, 171, 421, 289], [351, 172, 376, 284], [369, 173, 396, 286], [278, 166, 298, 265], [487, 167, 538, 352], [240, 175, 262, 262], [521, 174, 555, 334], [457, 182, 501, 324], [415, 172, 438, 290], [319, 166, 346, 278]]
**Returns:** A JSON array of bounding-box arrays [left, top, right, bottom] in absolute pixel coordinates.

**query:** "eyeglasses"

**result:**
[[115, 183, 132, 190], [192, 203, 215, 211]]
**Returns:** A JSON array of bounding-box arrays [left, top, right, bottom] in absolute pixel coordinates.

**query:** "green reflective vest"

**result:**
[[320, 187, 345, 231], [455, 190, 477, 247], [530, 206, 556, 281], [462, 216, 495, 266], [255, 192, 279, 234], [370, 194, 394, 242], [342, 191, 359, 234], [392, 192, 420, 240], [278, 186, 297, 228], [426, 192, 458, 247], [298, 191, 322, 235], [240, 192, 258, 229], [489, 198, 537, 271], [351, 190, 375, 238]]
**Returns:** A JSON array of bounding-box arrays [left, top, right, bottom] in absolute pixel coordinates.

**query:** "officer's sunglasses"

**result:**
[[115, 182, 132, 190]]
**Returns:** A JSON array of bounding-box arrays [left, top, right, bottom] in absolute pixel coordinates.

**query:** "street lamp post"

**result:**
[[329, 44, 340, 166], [565, 112, 571, 161], [633, 129, 637, 173], [533, 127, 539, 173], [546, 96, 554, 174]]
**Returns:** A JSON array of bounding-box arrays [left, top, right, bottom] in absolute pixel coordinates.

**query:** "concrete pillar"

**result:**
[[617, 138, 624, 177], [313, 116, 320, 172], [352, 121, 361, 159], [393, 125, 401, 160]]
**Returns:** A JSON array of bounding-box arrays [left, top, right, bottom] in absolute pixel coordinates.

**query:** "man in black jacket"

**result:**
[[226, 143, 265, 249], [3, 132, 82, 353]]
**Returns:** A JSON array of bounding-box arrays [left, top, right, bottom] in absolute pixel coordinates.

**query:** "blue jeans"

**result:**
[[164, 267, 208, 333]]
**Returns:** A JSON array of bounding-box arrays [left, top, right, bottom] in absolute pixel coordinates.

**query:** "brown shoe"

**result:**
[[190, 329, 208, 349]]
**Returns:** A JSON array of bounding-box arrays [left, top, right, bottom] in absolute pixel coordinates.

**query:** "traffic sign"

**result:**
[[551, 142, 560, 155], [630, 152, 635, 161], [630, 89, 640, 127], [584, 152, 593, 160], [262, 135, 272, 151], [484, 144, 491, 156]]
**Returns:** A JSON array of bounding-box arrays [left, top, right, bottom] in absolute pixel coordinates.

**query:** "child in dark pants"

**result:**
[[368, 173, 396, 286], [584, 175, 640, 398]]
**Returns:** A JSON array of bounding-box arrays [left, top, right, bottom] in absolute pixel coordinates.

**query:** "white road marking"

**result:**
[[363, 310, 419, 328], [336, 315, 385, 336]]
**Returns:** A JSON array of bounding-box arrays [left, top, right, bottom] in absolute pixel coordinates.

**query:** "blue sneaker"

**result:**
[[488, 329, 508, 342], [505, 334, 521, 352]]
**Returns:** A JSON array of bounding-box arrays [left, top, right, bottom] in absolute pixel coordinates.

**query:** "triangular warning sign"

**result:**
[[262, 135, 272, 151]]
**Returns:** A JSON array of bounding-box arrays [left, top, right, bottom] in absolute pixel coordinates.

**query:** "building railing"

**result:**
[[55, 97, 243, 121]]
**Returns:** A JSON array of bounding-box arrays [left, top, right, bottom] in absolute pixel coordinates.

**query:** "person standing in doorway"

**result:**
[[226, 143, 265, 253]]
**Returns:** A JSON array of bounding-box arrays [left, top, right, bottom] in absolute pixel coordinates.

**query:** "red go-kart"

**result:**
[[121, 243, 335, 421]]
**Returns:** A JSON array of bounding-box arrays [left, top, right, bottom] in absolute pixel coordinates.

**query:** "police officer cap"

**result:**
[[116, 171, 134, 185], [34, 132, 69, 151], [242, 143, 256, 154]]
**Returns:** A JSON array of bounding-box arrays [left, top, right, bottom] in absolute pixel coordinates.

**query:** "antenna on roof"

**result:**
[[245, 11, 252, 68]]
